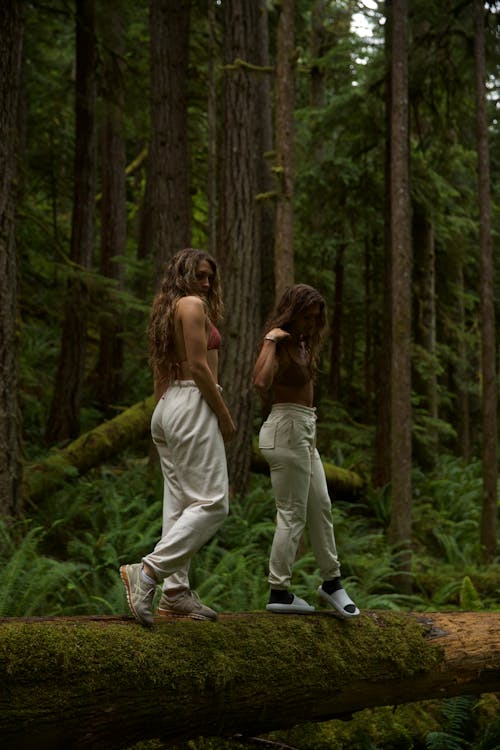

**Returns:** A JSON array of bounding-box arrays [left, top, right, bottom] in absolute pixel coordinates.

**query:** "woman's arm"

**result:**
[[253, 328, 290, 394], [178, 296, 235, 442]]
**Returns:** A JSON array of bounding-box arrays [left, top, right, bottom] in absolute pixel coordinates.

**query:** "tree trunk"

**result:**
[[149, 0, 191, 274], [1, 611, 499, 749], [22, 396, 362, 505], [95, 0, 127, 409], [455, 263, 471, 461], [218, 0, 261, 496], [372, 0, 392, 489], [328, 244, 345, 400], [207, 0, 217, 259], [473, 0, 497, 563], [0, 0, 23, 518], [274, 0, 295, 298], [412, 204, 438, 466], [45, 0, 97, 443], [256, 0, 275, 324], [388, 0, 412, 591]]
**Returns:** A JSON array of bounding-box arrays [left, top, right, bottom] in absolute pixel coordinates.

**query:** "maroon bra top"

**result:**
[[207, 322, 221, 351], [173, 322, 221, 377]]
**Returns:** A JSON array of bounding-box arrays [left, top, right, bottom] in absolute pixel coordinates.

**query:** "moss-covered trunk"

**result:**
[[23, 395, 363, 505], [1, 611, 499, 749]]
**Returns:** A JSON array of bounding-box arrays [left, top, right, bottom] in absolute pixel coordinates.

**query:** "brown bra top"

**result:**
[[273, 345, 312, 388]]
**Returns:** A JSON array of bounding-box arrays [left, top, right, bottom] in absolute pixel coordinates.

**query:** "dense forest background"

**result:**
[[0, 0, 499, 748]]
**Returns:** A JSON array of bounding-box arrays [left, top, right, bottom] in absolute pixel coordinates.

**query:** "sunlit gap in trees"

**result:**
[[351, 0, 383, 85]]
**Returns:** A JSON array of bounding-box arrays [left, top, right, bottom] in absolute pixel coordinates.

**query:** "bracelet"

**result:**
[[264, 334, 278, 343]]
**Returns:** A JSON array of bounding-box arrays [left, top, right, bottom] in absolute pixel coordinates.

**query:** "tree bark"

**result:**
[[22, 395, 362, 505], [218, 0, 262, 496], [274, 0, 295, 298], [45, 0, 97, 443], [388, 0, 412, 591], [207, 0, 217, 259], [149, 0, 191, 274], [412, 204, 438, 466], [0, 611, 499, 749], [95, 0, 127, 409], [256, 0, 275, 324], [454, 263, 471, 462], [473, 0, 497, 563], [372, 0, 392, 490], [0, 0, 23, 519], [328, 244, 345, 400]]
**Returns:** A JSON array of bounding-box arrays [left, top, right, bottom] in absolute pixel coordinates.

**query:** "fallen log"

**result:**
[[23, 397, 363, 504], [23, 395, 157, 505], [0, 610, 498, 749]]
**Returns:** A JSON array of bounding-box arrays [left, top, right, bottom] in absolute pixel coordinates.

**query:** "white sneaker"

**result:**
[[119, 563, 156, 627], [157, 589, 217, 621], [318, 585, 360, 618], [266, 594, 315, 614]]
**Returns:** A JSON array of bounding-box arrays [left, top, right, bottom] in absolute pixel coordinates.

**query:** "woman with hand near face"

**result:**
[[120, 248, 235, 627], [253, 284, 359, 618]]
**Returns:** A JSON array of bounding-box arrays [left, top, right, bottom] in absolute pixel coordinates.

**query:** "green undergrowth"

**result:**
[[127, 695, 500, 750], [1, 453, 499, 618], [1, 452, 499, 749]]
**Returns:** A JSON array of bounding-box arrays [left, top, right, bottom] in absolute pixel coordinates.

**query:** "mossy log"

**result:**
[[0, 610, 499, 749], [23, 395, 157, 504], [23, 396, 363, 504]]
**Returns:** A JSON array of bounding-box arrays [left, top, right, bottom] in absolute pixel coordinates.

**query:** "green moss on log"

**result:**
[[1, 613, 442, 716], [23, 395, 156, 503]]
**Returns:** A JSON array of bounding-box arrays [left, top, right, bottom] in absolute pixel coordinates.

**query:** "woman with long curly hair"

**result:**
[[120, 248, 235, 626], [253, 284, 359, 617]]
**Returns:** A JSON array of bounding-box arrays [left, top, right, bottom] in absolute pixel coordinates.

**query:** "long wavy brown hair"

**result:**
[[261, 284, 328, 372], [148, 248, 224, 385]]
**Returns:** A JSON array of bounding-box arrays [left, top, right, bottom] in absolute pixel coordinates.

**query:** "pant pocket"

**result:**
[[259, 421, 276, 450]]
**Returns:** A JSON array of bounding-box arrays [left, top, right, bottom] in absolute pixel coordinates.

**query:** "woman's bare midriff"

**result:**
[[175, 349, 219, 382], [272, 382, 314, 407]]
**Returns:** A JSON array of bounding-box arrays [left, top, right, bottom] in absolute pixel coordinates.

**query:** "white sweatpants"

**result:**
[[143, 381, 229, 588], [259, 403, 341, 589]]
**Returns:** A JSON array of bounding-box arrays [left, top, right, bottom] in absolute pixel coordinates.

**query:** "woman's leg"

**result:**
[[260, 410, 313, 590], [306, 448, 341, 581], [143, 383, 229, 581], [307, 448, 359, 617]]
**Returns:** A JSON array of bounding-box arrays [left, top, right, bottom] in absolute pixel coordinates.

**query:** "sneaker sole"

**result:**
[[157, 608, 217, 622], [317, 588, 360, 618], [119, 565, 153, 627], [266, 604, 315, 614]]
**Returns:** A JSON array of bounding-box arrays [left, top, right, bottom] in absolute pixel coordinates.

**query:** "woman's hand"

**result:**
[[219, 412, 236, 443], [265, 327, 291, 343]]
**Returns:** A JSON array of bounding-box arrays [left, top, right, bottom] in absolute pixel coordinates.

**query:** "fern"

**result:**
[[426, 697, 476, 750], [0, 521, 83, 616]]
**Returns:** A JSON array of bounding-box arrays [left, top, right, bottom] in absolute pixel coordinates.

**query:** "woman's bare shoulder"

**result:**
[[176, 296, 205, 316]]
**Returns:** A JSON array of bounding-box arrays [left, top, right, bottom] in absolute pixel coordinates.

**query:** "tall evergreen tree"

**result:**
[[473, 0, 497, 562], [218, 0, 262, 495], [256, 0, 275, 323], [274, 0, 295, 298], [149, 0, 191, 274], [373, 0, 393, 488], [95, 0, 127, 409], [388, 0, 412, 591], [0, 0, 23, 518], [46, 0, 97, 443]]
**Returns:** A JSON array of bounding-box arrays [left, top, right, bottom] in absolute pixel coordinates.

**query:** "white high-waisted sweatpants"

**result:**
[[259, 403, 341, 589], [143, 381, 229, 589]]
